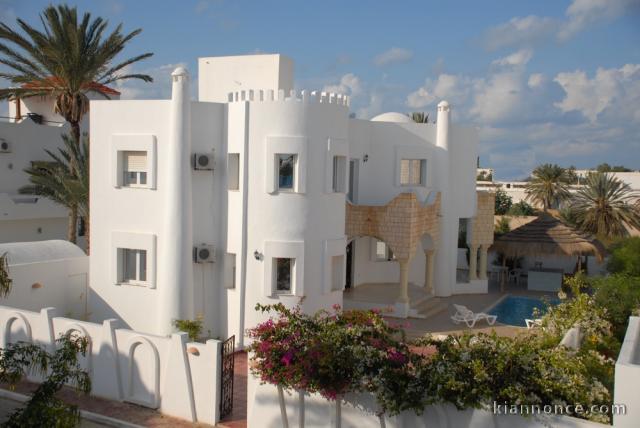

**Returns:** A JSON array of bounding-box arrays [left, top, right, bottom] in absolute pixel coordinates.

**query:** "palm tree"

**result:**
[[525, 164, 571, 211], [0, 4, 153, 144], [19, 134, 89, 246], [409, 112, 429, 123], [570, 172, 640, 240]]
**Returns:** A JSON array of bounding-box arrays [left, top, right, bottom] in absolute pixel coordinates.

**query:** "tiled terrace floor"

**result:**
[[218, 351, 248, 428]]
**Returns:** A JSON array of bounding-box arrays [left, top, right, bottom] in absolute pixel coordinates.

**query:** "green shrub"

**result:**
[[494, 217, 511, 236], [607, 237, 640, 276], [494, 189, 512, 215], [591, 274, 640, 341], [0, 333, 91, 428], [172, 315, 204, 341], [507, 201, 535, 216]]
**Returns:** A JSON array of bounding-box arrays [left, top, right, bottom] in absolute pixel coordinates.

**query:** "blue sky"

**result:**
[[2, 0, 640, 179]]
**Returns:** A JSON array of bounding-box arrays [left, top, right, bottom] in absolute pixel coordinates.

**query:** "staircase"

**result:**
[[411, 297, 448, 319]]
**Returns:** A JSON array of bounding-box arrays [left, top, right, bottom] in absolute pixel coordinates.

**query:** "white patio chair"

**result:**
[[450, 304, 497, 328], [507, 269, 521, 285], [525, 318, 542, 329]]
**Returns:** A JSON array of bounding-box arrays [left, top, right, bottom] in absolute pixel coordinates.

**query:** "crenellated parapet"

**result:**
[[227, 89, 350, 107], [468, 190, 495, 248], [346, 192, 441, 260]]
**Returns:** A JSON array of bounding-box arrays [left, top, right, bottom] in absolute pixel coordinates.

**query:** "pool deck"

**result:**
[[369, 278, 558, 340]]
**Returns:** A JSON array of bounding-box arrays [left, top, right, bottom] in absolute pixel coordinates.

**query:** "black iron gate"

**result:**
[[219, 335, 235, 419]]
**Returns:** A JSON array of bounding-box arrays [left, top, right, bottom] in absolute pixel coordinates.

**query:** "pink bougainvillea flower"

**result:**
[[281, 350, 295, 366]]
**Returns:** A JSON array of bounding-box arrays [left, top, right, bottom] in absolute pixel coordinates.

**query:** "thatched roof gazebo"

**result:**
[[491, 214, 606, 290]]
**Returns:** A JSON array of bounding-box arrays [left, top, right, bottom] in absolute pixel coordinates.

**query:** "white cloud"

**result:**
[[559, 0, 638, 40], [114, 62, 192, 100], [373, 47, 413, 67], [491, 49, 533, 68], [356, 92, 384, 119], [483, 16, 558, 51], [322, 73, 362, 96], [528, 73, 545, 88], [554, 64, 640, 122], [406, 74, 472, 109], [483, 0, 638, 50]]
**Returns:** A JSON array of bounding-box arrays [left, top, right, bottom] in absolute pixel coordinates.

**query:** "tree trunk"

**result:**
[[68, 206, 78, 244], [70, 121, 81, 146]]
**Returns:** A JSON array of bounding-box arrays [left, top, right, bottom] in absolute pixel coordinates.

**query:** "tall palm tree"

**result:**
[[19, 134, 89, 246], [525, 164, 571, 211], [0, 4, 153, 144], [409, 112, 429, 123], [570, 172, 640, 240]]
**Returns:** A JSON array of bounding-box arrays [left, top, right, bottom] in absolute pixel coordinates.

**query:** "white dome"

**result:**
[[370, 112, 412, 123], [0, 240, 86, 265]]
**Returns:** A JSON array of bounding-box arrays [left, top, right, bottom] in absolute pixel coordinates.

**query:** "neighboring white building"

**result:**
[[88, 53, 491, 342], [1, 88, 120, 245]]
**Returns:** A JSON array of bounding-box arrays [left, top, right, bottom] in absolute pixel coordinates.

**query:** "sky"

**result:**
[[2, 0, 640, 179]]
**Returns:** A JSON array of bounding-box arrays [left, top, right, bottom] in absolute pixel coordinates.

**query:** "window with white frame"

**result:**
[[118, 248, 147, 285], [400, 159, 426, 186], [274, 257, 293, 293], [332, 155, 347, 193], [228, 153, 240, 191], [375, 240, 395, 261], [277, 154, 296, 191], [122, 151, 148, 187], [225, 253, 236, 289]]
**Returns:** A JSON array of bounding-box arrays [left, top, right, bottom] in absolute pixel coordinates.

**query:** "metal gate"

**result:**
[[219, 335, 235, 419]]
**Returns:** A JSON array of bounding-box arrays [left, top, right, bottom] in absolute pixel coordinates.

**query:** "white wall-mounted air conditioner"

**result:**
[[194, 244, 216, 263], [193, 152, 214, 170]]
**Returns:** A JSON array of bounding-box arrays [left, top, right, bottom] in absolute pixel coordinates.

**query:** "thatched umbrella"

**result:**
[[491, 214, 606, 290]]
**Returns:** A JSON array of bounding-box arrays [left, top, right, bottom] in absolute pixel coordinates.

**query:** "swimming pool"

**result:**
[[488, 295, 560, 327]]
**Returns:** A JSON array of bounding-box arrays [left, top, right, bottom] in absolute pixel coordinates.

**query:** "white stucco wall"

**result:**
[[0, 240, 88, 317]]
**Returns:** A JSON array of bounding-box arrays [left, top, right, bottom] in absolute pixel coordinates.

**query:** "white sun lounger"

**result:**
[[525, 318, 542, 329], [451, 304, 497, 328]]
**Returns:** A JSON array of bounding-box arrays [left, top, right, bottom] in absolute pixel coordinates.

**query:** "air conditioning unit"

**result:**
[[194, 245, 216, 263], [193, 152, 214, 170], [0, 139, 11, 153]]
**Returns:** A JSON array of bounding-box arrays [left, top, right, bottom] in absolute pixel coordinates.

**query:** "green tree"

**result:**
[[607, 237, 640, 276], [19, 134, 88, 245], [0, 333, 91, 428], [494, 188, 512, 215], [507, 200, 535, 216], [409, 112, 429, 123], [525, 163, 571, 211], [0, 4, 153, 145], [596, 163, 632, 173], [570, 172, 640, 240]]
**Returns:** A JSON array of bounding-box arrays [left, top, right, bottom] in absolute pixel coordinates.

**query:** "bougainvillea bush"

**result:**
[[247, 303, 614, 422]]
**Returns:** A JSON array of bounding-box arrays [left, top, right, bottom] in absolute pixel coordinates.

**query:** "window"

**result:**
[[119, 248, 147, 285], [331, 255, 344, 291], [228, 153, 240, 191], [375, 240, 394, 261], [225, 253, 236, 289], [332, 156, 347, 193], [274, 258, 293, 293], [400, 159, 426, 186], [277, 154, 296, 191], [123, 151, 148, 187]]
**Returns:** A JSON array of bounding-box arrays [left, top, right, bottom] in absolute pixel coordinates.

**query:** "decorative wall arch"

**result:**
[[125, 335, 160, 409], [3, 312, 33, 347]]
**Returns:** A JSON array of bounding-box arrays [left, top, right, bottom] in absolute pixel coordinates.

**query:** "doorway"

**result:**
[[345, 241, 354, 289]]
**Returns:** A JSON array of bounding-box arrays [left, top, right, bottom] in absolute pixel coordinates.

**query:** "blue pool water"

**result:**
[[488, 295, 560, 327]]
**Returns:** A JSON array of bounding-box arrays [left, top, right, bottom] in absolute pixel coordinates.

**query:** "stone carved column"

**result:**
[[424, 250, 435, 294]]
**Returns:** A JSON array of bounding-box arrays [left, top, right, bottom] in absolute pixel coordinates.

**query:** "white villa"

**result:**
[[85, 53, 494, 340]]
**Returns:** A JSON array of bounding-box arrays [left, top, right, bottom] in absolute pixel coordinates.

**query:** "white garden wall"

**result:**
[[0, 304, 222, 425]]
